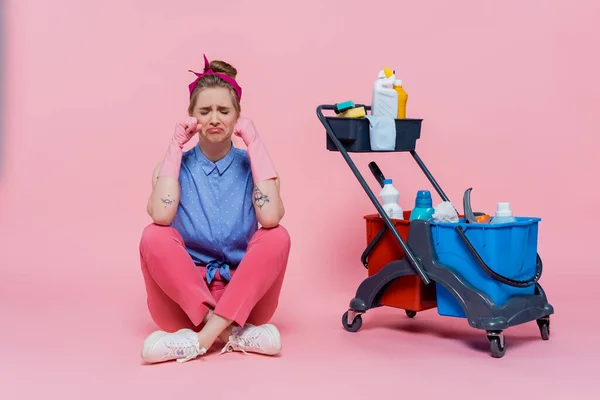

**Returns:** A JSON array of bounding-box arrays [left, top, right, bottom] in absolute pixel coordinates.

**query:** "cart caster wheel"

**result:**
[[342, 311, 362, 332], [487, 331, 506, 358], [405, 310, 417, 318], [536, 318, 550, 340]]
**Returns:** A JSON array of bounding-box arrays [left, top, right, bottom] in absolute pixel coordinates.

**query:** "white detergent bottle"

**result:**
[[379, 178, 404, 219], [490, 202, 517, 224], [372, 68, 398, 118]]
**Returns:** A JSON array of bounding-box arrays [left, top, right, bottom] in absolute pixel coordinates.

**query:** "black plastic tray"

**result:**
[[325, 116, 422, 153]]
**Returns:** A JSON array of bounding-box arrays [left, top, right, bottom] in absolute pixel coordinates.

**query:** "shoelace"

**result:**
[[220, 334, 263, 355], [167, 340, 206, 363]]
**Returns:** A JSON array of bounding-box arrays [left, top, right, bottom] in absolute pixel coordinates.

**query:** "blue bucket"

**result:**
[[429, 217, 541, 318]]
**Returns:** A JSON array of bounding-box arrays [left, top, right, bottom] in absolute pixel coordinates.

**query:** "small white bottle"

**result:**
[[379, 178, 404, 219], [490, 202, 517, 224], [372, 69, 398, 118]]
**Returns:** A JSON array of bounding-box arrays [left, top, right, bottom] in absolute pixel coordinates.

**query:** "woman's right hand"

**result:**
[[173, 117, 200, 148], [147, 117, 199, 225]]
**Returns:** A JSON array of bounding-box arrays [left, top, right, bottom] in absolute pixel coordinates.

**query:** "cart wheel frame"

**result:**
[[536, 317, 550, 340], [342, 310, 363, 332], [487, 331, 506, 358], [405, 310, 417, 318]]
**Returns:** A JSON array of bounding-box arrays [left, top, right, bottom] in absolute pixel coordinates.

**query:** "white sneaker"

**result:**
[[141, 328, 206, 364], [220, 324, 282, 356]]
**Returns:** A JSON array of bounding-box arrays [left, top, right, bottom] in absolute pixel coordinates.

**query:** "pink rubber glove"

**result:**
[[234, 118, 278, 183], [158, 117, 199, 180]]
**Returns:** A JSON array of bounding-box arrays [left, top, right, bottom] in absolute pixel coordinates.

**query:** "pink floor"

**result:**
[[1, 218, 597, 399]]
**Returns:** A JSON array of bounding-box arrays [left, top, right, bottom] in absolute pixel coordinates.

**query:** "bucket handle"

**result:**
[[361, 225, 386, 269], [454, 226, 542, 288], [361, 161, 389, 269]]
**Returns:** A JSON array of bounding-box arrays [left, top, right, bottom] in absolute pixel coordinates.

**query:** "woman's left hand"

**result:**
[[233, 117, 258, 146], [234, 117, 284, 228]]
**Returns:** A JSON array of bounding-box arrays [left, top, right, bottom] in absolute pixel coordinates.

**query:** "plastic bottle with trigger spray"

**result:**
[[372, 68, 398, 117], [379, 178, 403, 219]]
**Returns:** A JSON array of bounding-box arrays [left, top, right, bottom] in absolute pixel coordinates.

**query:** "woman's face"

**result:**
[[190, 87, 239, 144]]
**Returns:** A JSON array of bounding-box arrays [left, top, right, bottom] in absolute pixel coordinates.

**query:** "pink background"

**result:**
[[1, 0, 598, 398]]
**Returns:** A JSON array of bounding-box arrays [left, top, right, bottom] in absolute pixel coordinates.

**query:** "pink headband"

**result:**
[[188, 54, 242, 101]]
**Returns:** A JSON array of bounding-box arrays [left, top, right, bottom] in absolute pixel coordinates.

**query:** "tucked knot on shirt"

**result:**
[[205, 259, 232, 284]]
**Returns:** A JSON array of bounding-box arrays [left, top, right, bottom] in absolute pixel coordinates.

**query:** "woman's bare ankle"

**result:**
[[196, 313, 233, 350], [218, 326, 233, 343], [202, 309, 214, 324]]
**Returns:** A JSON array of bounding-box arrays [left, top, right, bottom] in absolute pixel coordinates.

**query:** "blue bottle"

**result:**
[[409, 190, 435, 220]]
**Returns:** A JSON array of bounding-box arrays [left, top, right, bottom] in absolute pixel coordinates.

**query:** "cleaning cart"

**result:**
[[316, 104, 554, 358]]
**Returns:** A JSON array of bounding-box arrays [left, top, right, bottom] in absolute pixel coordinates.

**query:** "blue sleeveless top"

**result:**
[[171, 144, 258, 283]]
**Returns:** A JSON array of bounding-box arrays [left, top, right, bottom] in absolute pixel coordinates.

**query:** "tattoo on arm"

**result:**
[[253, 185, 270, 209], [161, 194, 175, 208]]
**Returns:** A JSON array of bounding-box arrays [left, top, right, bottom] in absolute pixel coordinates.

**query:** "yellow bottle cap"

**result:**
[[383, 67, 394, 78]]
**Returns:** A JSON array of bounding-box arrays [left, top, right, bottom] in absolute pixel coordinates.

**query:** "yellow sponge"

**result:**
[[339, 106, 366, 118]]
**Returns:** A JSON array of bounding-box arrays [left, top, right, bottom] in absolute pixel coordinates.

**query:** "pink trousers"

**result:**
[[139, 223, 291, 332]]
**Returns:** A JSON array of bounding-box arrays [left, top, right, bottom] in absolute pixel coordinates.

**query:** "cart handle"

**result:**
[[454, 226, 543, 287]]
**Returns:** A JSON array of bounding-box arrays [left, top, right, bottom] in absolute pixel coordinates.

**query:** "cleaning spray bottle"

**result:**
[[409, 190, 435, 220], [372, 68, 398, 118], [379, 178, 403, 219], [393, 78, 408, 118]]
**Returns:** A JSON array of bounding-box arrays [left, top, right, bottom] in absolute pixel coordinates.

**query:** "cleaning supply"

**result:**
[[432, 201, 459, 223], [365, 115, 396, 150], [338, 106, 366, 118], [490, 202, 517, 224], [393, 79, 408, 118], [379, 178, 403, 219], [372, 68, 398, 118], [409, 190, 435, 220], [377, 69, 396, 78], [476, 214, 491, 223], [334, 100, 355, 114]]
